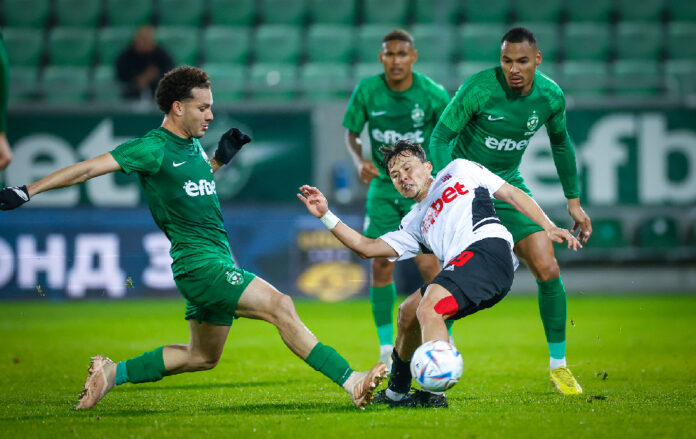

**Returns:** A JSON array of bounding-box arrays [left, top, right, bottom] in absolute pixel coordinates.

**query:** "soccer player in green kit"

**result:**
[[0, 66, 387, 410], [429, 27, 592, 395], [343, 30, 451, 368]]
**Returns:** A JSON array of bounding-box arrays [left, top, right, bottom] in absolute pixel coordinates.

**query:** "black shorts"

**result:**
[[426, 238, 514, 320]]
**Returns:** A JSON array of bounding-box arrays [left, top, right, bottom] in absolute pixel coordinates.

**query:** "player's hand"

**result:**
[[0, 185, 30, 210], [358, 160, 379, 184], [213, 128, 251, 165], [546, 227, 583, 251], [567, 199, 592, 244], [297, 185, 329, 218]]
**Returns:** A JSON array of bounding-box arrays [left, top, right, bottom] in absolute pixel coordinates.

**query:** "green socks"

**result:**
[[305, 342, 353, 386], [537, 276, 567, 358], [121, 346, 169, 384], [370, 283, 397, 346]]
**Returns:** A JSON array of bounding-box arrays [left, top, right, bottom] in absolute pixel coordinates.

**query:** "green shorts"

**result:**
[[364, 178, 417, 239], [175, 259, 256, 326], [494, 198, 544, 243]]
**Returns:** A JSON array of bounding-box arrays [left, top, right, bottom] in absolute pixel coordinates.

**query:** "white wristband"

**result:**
[[319, 210, 340, 230]]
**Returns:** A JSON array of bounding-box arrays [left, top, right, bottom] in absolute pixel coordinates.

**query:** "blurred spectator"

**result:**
[[116, 25, 174, 100], [0, 31, 12, 170]]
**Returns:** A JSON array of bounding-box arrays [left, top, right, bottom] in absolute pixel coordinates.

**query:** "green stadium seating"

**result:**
[[616, 22, 663, 61], [2, 28, 44, 67], [666, 22, 696, 61], [613, 61, 663, 96], [300, 62, 351, 100], [105, 0, 153, 26], [48, 27, 96, 66], [8, 66, 39, 104], [92, 65, 122, 103], [3, 0, 50, 27], [667, 0, 696, 21], [565, 0, 613, 22], [414, 0, 460, 24], [307, 0, 356, 24], [202, 27, 251, 64], [156, 26, 199, 65], [410, 24, 454, 63], [356, 24, 399, 63], [259, 0, 307, 25], [209, 0, 256, 25], [512, 22, 560, 62], [515, 0, 561, 23], [203, 63, 247, 102], [617, 0, 665, 22], [352, 62, 381, 81], [254, 25, 302, 64], [42, 66, 90, 103], [456, 23, 506, 62], [158, 0, 205, 26], [564, 23, 611, 61], [560, 61, 610, 98], [97, 26, 135, 66], [306, 24, 354, 63], [55, 0, 102, 27], [413, 61, 453, 89], [585, 219, 626, 248], [249, 63, 298, 100], [363, 0, 409, 25], [462, 0, 512, 23], [537, 62, 561, 82], [636, 216, 680, 248], [665, 60, 696, 95], [454, 61, 497, 82]]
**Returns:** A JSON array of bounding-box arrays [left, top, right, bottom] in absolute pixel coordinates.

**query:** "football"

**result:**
[[410, 340, 463, 392]]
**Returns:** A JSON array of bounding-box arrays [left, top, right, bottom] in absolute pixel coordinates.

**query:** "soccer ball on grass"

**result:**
[[410, 340, 463, 392]]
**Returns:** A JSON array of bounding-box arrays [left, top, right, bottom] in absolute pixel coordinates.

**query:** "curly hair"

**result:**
[[379, 140, 427, 172], [155, 65, 211, 113]]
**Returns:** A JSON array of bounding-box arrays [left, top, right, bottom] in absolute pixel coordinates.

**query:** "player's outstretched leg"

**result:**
[[75, 355, 116, 410], [343, 362, 389, 409]]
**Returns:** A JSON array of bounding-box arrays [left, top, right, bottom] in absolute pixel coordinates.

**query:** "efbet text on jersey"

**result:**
[[485, 136, 529, 151], [422, 181, 470, 234], [183, 179, 217, 197], [372, 128, 425, 144]]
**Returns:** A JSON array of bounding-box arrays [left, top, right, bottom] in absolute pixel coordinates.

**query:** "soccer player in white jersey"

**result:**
[[298, 140, 581, 407]]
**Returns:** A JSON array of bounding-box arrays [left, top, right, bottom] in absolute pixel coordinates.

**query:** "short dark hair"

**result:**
[[379, 140, 427, 172], [155, 65, 211, 113], [383, 29, 414, 46], [501, 27, 537, 45]]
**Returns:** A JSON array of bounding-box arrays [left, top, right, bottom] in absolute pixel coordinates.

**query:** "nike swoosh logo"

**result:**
[[173, 161, 186, 167], [371, 111, 387, 117], [487, 115, 504, 121]]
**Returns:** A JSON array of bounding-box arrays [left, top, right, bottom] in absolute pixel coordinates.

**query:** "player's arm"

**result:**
[[210, 128, 251, 173], [493, 182, 582, 251], [297, 185, 398, 259], [345, 130, 379, 184]]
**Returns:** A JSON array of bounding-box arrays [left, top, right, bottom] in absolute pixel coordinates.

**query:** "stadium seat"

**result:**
[[105, 0, 153, 26], [453, 61, 497, 82], [666, 22, 696, 61], [665, 60, 696, 95], [47, 27, 96, 66], [565, 0, 613, 22], [209, 0, 256, 25], [512, 22, 560, 62], [300, 62, 351, 100], [413, 0, 460, 24], [560, 61, 610, 98], [413, 61, 453, 89], [563, 23, 611, 61], [41, 66, 90, 103], [537, 61, 561, 82], [158, 0, 205, 26], [96, 26, 135, 67], [456, 23, 507, 62], [254, 25, 302, 64], [667, 0, 696, 21], [156, 27, 199, 65], [585, 219, 626, 249], [636, 216, 680, 248], [307, 0, 356, 24], [616, 22, 663, 61], [249, 63, 298, 100], [616, 0, 665, 22], [259, 0, 307, 25], [461, 0, 512, 23], [515, 0, 562, 23], [92, 65, 123, 103], [203, 63, 247, 102], [55, 0, 102, 27], [202, 26, 251, 64], [352, 62, 381, 81], [3, 0, 51, 27], [613, 61, 663, 96], [356, 24, 399, 63], [363, 0, 409, 25], [8, 66, 39, 104], [306, 24, 354, 63], [2, 28, 44, 68], [410, 24, 454, 63]]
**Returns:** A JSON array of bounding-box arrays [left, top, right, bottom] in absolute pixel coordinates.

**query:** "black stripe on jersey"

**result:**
[[472, 186, 501, 231], [419, 242, 434, 254]]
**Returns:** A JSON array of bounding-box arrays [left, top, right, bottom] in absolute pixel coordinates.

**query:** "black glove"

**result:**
[[213, 128, 251, 165], [0, 185, 30, 210]]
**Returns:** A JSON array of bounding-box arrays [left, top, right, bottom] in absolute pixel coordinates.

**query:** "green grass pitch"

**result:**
[[1, 294, 695, 438]]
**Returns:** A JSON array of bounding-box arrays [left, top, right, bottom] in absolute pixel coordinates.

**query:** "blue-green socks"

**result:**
[[446, 319, 454, 337], [370, 283, 397, 346], [537, 276, 567, 360], [116, 346, 169, 385], [304, 342, 353, 386]]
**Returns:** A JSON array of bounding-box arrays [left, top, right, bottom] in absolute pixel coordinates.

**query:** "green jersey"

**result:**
[[111, 127, 231, 277], [343, 71, 450, 188], [430, 67, 579, 199]]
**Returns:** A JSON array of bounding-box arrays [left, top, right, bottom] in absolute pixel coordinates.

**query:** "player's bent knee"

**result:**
[[534, 259, 561, 281]]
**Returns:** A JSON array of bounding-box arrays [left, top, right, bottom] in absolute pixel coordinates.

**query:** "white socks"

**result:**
[[550, 357, 567, 369]]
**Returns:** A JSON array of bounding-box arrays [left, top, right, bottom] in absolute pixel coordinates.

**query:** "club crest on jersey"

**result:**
[[225, 270, 243, 285], [526, 111, 539, 131], [411, 104, 425, 126]]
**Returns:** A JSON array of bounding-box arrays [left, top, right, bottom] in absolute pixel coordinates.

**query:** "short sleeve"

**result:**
[[379, 216, 422, 262], [457, 159, 506, 194], [545, 88, 568, 136], [342, 81, 367, 134], [110, 136, 164, 175]]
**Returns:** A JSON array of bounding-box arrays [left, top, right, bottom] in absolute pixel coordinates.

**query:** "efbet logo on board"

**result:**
[[526, 111, 539, 131], [183, 179, 217, 197], [411, 104, 425, 125]]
